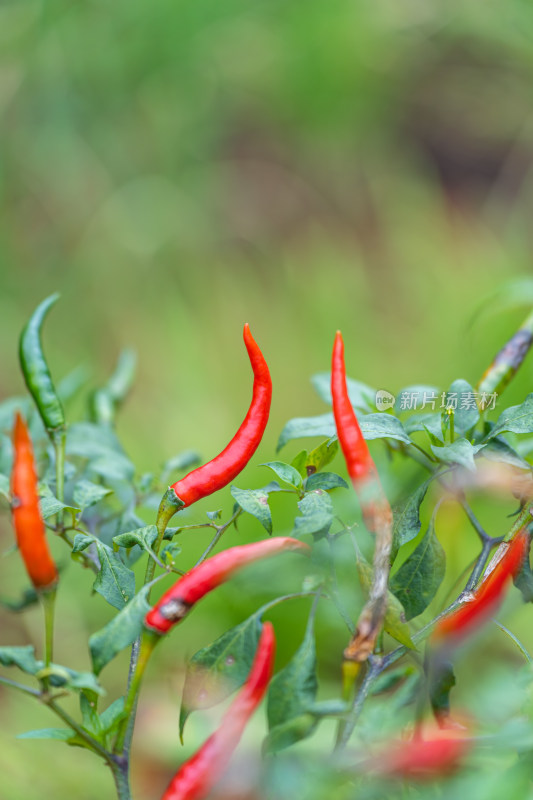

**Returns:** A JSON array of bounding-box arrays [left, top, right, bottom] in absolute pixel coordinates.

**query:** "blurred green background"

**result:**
[[2, 1, 533, 798]]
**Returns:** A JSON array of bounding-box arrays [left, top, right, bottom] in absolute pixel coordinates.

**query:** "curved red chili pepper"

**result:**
[[158, 324, 272, 526], [161, 622, 275, 800], [11, 413, 58, 590], [145, 537, 310, 634], [331, 331, 390, 533], [432, 530, 529, 645], [370, 734, 470, 780]]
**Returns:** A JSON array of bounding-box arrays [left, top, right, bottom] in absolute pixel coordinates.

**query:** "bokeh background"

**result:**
[[2, 1, 533, 798]]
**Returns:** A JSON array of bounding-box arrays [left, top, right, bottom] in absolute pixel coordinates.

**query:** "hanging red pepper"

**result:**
[[11, 412, 58, 590], [145, 538, 310, 634], [331, 331, 393, 665], [369, 733, 470, 780], [432, 530, 529, 646], [157, 324, 272, 529], [331, 331, 390, 534], [161, 621, 275, 800]]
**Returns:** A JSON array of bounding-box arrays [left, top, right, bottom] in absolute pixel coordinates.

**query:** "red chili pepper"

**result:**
[[432, 530, 529, 645], [331, 331, 390, 533], [11, 413, 58, 590], [161, 621, 275, 800], [145, 538, 310, 634], [158, 324, 272, 527], [370, 734, 470, 780]]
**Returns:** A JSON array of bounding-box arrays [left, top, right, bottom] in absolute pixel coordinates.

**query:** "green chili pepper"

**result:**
[[477, 309, 533, 400], [88, 348, 137, 425], [19, 294, 65, 438]]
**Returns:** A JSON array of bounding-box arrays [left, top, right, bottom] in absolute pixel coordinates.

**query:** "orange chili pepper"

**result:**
[[11, 412, 58, 590]]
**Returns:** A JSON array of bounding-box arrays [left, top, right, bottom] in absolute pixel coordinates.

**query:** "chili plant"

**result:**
[[1, 296, 533, 800]]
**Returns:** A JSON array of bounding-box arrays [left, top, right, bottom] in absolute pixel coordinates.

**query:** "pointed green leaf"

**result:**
[[431, 439, 482, 472], [0, 645, 39, 674], [73, 480, 113, 511], [17, 728, 74, 741], [488, 394, 533, 439], [278, 414, 336, 451], [230, 486, 272, 534], [179, 615, 263, 739], [267, 626, 317, 729], [263, 714, 318, 755], [306, 439, 339, 473], [405, 413, 444, 443], [293, 491, 333, 539], [305, 472, 348, 492], [390, 518, 446, 621], [89, 586, 151, 674], [113, 526, 158, 551], [93, 542, 135, 609], [391, 480, 430, 559], [261, 461, 303, 489]]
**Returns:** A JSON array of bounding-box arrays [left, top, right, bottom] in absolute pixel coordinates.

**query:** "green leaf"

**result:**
[[404, 413, 444, 443], [311, 372, 376, 411], [80, 693, 103, 738], [113, 526, 158, 551], [230, 486, 272, 534], [66, 422, 134, 480], [293, 491, 333, 539], [179, 615, 263, 739], [72, 480, 113, 511], [488, 394, 533, 439], [390, 517, 446, 621], [160, 541, 181, 567], [359, 414, 410, 444], [17, 728, 74, 741], [431, 439, 482, 471], [72, 533, 94, 553], [261, 461, 303, 489], [480, 438, 533, 470], [0, 645, 39, 674], [391, 480, 430, 559], [93, 541, 136, 609], [89, 586, 151, 674], [0, 474, 10, 500], [306, 439, 339, 473], [38, 484, 80, 520], [444, 379, 480, 436], [99, 698, 126, 735], [206, 509, 222, 521], [278, 414, 336, 451], [356, 557, 415, 650], [291, 450, 309, 478], [267, 625, 318, 730], [305, 472, 348, 492], [263, 714, 318, 755]]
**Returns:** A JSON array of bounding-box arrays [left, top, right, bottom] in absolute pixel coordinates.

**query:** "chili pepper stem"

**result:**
[[53, 429, 66, 530], [114, 631, 158, 754], [144, 488, 185, 592]]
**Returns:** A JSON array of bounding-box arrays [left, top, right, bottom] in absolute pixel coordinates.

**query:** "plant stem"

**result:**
[[54, 429, 66, 530], [194, 509, 242, 566], [41, 587, 56, 693], [464, 539, 494, 593], [143, 516, 167, 595], [109, 757, 132, 800], [46, 698, 111, 762], [334, 661, 380, 751], [114, 632, 157, 754], [0, 675, 41, 696]]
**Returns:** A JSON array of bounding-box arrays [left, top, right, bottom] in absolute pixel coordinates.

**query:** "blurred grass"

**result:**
[[2, 0, 533, 797]]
